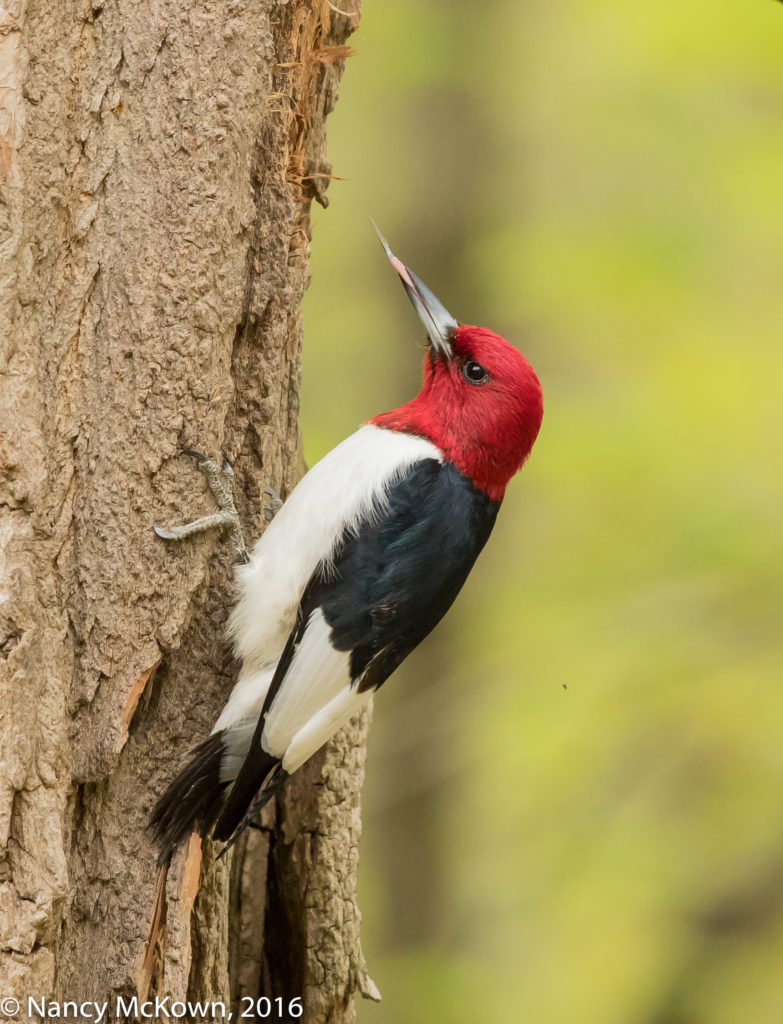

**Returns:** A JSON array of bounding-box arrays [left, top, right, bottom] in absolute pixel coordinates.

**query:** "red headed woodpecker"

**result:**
[[151, 228, 543, 858]]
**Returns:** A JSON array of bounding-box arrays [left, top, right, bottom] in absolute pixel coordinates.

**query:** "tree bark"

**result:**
[[0, 0, 375, 1019]]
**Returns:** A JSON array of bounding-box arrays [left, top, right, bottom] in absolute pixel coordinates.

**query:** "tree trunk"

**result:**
[[0, 1, 376, 1019]]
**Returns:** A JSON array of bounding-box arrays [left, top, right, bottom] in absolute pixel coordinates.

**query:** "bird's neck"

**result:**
[[370, 396, 517, 503]]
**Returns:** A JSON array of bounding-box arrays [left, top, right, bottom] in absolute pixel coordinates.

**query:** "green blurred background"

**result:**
[[301, 2, 783, 1021]]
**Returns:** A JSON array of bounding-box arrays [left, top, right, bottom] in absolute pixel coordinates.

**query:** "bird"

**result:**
[[150, 226, 543, 861]]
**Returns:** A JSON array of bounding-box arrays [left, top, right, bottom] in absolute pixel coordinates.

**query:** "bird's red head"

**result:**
[[370, 230, 543, 503]]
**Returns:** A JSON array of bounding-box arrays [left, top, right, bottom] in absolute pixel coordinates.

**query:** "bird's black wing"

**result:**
[[314, 456, 500, 691]]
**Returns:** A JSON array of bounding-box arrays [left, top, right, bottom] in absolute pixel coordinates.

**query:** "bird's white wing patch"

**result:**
[[261, 608, 352, 760], [228, 424, 441, 672], [215, 610, 368, 786], [282, 685, 372, 774]]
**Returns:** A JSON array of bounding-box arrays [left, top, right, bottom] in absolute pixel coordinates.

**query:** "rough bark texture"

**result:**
[[0, 0, 375, 1020]]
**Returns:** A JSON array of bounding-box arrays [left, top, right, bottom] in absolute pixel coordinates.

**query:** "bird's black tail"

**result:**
[[150, 728, 288, 863], [150, 732, 230, 864]]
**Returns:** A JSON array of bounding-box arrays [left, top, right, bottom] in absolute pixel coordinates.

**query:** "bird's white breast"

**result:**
[[226, 423, 441, 684]]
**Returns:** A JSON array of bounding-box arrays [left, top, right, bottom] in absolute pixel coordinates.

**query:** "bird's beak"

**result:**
[[373, 222, 458, 358]]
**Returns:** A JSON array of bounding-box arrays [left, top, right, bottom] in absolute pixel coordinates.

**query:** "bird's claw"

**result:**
[[182, 448, 208, 465], [153, 525, 181, 541], [262, 486, 283, 522]]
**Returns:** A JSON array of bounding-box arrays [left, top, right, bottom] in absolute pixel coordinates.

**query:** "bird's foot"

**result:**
[[262, 486, 283, 522], [154, 450, 249, 563]]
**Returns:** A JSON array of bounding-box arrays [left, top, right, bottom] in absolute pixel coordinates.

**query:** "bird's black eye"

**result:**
[[462, 360, 489, 385]]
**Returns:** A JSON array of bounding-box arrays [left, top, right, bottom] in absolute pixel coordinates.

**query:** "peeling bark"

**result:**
[[0, 0, 373, 1019]]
